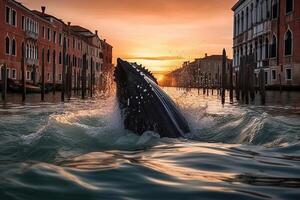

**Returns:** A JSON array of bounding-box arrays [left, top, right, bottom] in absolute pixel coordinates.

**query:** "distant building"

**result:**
[[232, 0, 300, 88], [0, 0, 113, 90], [164, 54, 232, 88]]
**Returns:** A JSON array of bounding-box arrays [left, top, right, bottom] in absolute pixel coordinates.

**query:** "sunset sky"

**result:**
[[20, 0, 236, 74]]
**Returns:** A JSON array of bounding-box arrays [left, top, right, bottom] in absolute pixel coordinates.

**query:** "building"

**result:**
[[164, 54, 232, 88], [0, 0, 113, 91], [232, 0, 300, 88]]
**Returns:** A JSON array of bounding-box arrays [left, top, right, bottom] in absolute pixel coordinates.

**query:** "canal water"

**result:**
[[0, 88, 300, 200]]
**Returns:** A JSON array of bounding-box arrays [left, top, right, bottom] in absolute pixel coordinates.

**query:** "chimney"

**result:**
[[205, 53, 208, 57], [95, 30, 98, 35], [68, 22, 71, 26], [41, 6, 46, 14]]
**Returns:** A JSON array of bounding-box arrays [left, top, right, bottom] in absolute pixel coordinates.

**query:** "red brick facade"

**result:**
[[269, 0, 300, 86], [0, 0, 113, 89]]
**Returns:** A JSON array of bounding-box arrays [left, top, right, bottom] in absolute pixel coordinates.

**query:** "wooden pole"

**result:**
[[61, 37, 66, 102], [229, 62, 234, 103], [67, 58, 72, 100], [1, 64, 7, 101], [21, 44, 26, 102], [41, 48, 45, 101], [82, 54, 87, 99], [259, 68, 266, 105], [221, 49, 226, 104], [90, 57, 93, 98], [52, 50, 56, 94], [249, 56, 255, 102]]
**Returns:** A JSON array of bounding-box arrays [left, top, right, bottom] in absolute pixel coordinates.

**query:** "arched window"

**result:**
[[265, 38, 269, 58], [47, 49, 50, 62], [5, 37, 10, 54], [26, 43, 29, 58], [12, 39, 16, 56], [237, 14, 240, 35], [241, 11, 244, 32], [285, 29, 292, 55], [270, 34, 277, 57], [272, 0, 278, 19], [286, 0, 293, 14]]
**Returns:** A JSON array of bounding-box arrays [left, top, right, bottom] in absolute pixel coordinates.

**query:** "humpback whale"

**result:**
[[114, 58, 190, 138]]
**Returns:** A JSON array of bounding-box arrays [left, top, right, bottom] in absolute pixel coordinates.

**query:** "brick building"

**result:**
[[165, 54, 232, 88], [0, 0, 113, 91], [232, 0, 300, 88]]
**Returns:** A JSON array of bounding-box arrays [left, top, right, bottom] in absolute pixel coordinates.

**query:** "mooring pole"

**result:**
[[221, 49, 226, 104], [82, 54, 87, 99], [41, 49, 45, 101], [1, 64, 7, 101], [259, 68, 266, 105], [229, 62, 234, 103], [90, 57, 93, 98], [21, 44, 26, 102], [52, 50, 56, 95], [61, 37, 66, 102], [67, 59, 72, 100]]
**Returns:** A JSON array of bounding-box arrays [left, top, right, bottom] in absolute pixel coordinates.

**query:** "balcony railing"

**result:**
[[25, 58, 38, 66], [25, 30, 38, 40]]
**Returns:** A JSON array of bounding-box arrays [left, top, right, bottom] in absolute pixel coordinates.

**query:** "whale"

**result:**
[[114, 58, 190, 138]]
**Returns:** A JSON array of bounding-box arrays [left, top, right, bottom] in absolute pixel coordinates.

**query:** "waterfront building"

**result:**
[[232, 0, 300, 88], [165, 54, 232, 88], [0, 0, 113, 90]]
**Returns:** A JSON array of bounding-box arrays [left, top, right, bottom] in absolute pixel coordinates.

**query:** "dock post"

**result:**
[[229, 62, 234, 103], [61, 37, 66, 102], [67, 59, 72, 100], [21, 44, 26, 102], [90, 57, 93, 98], [221, 49, 226, 105], [41, 49, 45, 101], [82, 54, 87, 99], [259, 68, 266, 105], [52, 50, 56, 95], [1, 64, 7, 101]]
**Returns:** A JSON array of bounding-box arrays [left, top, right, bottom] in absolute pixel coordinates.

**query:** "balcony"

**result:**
[[25, 30, 38, 40], [25, 58, 38, 66]]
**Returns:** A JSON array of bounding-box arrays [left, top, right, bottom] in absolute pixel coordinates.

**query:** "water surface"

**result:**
[[0, 89, 300, 200]]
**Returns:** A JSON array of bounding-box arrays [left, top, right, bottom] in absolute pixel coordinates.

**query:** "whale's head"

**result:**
[[114, 58, 190, 138]]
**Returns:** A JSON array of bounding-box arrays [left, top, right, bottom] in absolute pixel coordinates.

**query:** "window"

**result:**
[[59, 52, 62, 64], [285, 29, 292, 56], [12, 39, 16, 56], [22, 16, 25, 30], [47, 73, 51, 81], [270, 35, 277, 57], [53, 31, 57, 43], [59, 74, 62, 81], [264, 71, 268, 85], [286, 0, 293, 14], [12, 10, 16, 26], [26, 71, 31, 80], [59, 33, 62, 45], [47, 28, 51, 41], [6, 7, 10, 24], [272, 70, 276, 80], [272, 0, 278, 19], [12, 69, 16, 79], [5, 37, 10, 55], [47, 49, 50, 63], [6, 68, 10, 78], [265, 38, 269, 58], [286, 69, 292, 80]]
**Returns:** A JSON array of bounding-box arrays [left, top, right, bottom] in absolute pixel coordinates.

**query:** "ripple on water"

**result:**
[[0, 89, 300, 200]]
